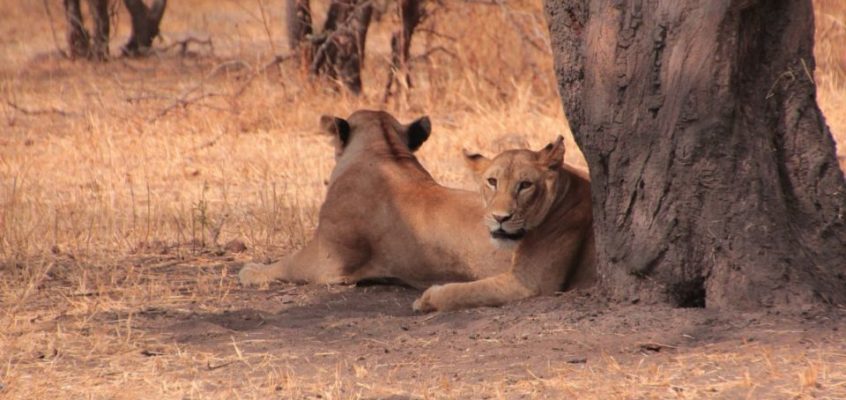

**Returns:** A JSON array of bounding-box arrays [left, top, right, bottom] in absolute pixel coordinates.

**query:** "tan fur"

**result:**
[[239, 110, 512, 289], [413, 136, 596, 312]]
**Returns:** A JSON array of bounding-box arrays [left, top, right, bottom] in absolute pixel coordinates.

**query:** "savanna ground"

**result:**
[[2, 0, 846, 398]]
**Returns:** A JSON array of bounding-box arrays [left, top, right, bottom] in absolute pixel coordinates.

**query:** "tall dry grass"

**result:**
[[1, 0, 574, 269]]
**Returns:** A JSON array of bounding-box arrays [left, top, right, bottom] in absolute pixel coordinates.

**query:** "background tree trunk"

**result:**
[[309, 0, 373, 94], [286, 0, 314, 70], [286, 0, 313, 51], [544, 0, 846, 309], [383, 0, 425, 103], [87, 0, 110, 60], [122, 0, 167, 57], [63, 0, 110, 60], [63, 0, 91, 59]]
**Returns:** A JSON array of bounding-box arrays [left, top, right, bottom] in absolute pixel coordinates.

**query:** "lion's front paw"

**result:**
[[413, 285, 444, 312], [239, 263, 271, 286]]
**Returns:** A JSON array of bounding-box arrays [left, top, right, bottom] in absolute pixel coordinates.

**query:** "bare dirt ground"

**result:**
[[3, 0, 846, 398], [7, 252, 846, 399]]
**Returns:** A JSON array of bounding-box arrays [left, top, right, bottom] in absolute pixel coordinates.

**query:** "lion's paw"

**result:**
[[238, 263, 271, 286], [412, 285, 444, 313]]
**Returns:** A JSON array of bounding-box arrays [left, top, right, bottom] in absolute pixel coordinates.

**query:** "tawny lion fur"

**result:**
[[239, 110, 513, 289], [413, 136, 596, 311]]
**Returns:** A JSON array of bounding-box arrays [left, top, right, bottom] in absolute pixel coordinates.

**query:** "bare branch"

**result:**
[[5, 100, 77, 117], [151, 92, 226, 121], [161, 36, 214, 56], [410, 45, 458, 62], [417, 27, 456, 42]]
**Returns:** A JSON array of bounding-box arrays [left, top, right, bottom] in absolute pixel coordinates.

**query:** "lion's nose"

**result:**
[[492, 213, 512, 223]]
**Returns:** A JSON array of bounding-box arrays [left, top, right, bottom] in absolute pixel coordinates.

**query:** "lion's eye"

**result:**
[[518, 181, 533, 191], [487, 177, 497, 188]]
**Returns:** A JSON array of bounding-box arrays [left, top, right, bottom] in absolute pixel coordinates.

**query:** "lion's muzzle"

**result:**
[[490, 228, 526, 241]]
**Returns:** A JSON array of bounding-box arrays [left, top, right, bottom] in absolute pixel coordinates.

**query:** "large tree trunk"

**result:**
[[122, 0, 167, 57], [545, 0, 846, 309]]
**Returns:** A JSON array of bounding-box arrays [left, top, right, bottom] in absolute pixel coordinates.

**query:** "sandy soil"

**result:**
[[78, 257, 846, 398]]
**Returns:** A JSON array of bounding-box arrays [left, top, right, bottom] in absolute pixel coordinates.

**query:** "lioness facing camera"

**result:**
[[239, 110, 512, 289], [413, 136, 596, 312]]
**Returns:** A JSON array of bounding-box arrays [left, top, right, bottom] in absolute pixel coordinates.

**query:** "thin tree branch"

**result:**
[[5, 100, 77, 117]]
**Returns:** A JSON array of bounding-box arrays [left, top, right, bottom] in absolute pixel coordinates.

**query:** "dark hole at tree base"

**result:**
[[670, 277, 706, 308]]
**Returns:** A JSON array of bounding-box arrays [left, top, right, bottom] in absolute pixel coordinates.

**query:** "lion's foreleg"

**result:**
[[238, 255, 294, 286], [412, 273, 537, 312]]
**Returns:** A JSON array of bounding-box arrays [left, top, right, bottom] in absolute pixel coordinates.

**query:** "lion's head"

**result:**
[[464, 136, 567, 245], [319, 110, 431, 160]]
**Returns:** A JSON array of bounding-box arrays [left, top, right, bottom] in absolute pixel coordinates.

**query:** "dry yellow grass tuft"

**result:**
[[1, 0, 845, 398]]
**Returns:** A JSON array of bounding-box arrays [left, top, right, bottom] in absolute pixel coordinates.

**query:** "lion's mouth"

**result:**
[[490, 228, 526, 241]]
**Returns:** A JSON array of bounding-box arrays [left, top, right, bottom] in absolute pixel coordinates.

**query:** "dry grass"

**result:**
[[1, 0, 845, 398]]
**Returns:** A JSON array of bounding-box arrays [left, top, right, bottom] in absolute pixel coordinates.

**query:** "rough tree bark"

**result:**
[[308, 0, 373, 94], [122, 0, 167, 57], [286, 0, 313, 50], [285, 0, 314, 72], [87, 0, 109, 60], [545, 0, 846, 309], [63, 0, 110, 60], [383, 0, 425, 103]]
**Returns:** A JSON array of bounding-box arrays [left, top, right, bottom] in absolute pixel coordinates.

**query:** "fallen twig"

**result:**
[[263, 54, 296, 72], [228, 54, 296, 98], [148, 257, 195, 270], [150, 60, 250, 121], [411, 46, 459, 62], [417, 27, 457, 42], [161, 36, 215, 57], [5, 100, 76, 117], [125, 93, 172, 103], [207, 360, 236, 371], [152, 92, 228, 121]]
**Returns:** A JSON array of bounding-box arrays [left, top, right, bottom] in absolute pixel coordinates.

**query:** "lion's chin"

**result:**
[[490, 238, 519, 250]]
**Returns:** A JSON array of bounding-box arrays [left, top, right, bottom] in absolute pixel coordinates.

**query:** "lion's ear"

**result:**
[[538, 135, 565, 169], [320, 115, 351, 147], [463, 149, 491, 176], [406, 116, 431, 152]]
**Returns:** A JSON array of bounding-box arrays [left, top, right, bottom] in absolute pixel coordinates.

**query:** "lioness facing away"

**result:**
[[413, 136, 596, 312], [239, 110, 512, 289]]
